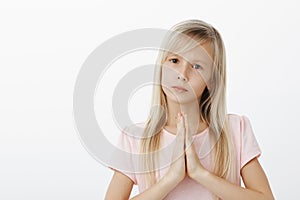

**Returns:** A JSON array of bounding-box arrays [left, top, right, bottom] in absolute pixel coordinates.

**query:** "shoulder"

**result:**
[[117, 122, 147, 151], [227, 113, 252, 132], [227, 113, 262, 167], [227, 112, 248, 122], [226, 113, 243, 141], [227, 113, 241, 124], [226, 113, 256, 145], [123, 122, 147, 138]]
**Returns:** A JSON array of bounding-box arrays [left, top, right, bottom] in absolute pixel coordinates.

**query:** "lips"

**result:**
[[171, 86, 188, 92]]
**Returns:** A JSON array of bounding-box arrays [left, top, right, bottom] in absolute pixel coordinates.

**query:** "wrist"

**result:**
[[157, 173, 180, 194], [192, 168, 211, 184], [164, 171, 183, 186]]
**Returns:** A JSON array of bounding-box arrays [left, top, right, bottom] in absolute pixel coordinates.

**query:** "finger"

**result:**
[[174, 113, 185, 158], [183, 113, 191, 149], [183, 113, 196, 157], [177, 113, 185, 147]]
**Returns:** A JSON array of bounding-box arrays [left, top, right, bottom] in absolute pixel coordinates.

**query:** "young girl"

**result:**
[[105, 19, 274, 200]]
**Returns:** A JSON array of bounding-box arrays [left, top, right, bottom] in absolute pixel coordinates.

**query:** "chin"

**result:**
[[165, 94, 199, 104]]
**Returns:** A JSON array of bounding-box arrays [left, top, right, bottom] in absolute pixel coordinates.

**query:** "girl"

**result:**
[[105, 19, 274, 200]]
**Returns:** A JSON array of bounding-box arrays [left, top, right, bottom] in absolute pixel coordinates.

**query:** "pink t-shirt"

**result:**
[[108, 114, 261, 199]]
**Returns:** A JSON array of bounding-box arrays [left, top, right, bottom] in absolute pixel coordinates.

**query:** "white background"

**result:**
[[0, 0, 299, 199]]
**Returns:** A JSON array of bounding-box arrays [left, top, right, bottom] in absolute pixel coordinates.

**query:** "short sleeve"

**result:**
[[108, 127, 137, 185], [240, 115, 262, 169]]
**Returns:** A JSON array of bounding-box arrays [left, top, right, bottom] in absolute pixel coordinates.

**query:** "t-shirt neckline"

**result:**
[[162, 126, 209, 138]]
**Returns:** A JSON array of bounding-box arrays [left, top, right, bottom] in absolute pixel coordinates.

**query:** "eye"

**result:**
[[192, 63, 202, 69], [169, 58, 179, 63]]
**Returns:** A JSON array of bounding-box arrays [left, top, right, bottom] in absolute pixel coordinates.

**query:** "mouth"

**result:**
[[171, 86, 188, 92]]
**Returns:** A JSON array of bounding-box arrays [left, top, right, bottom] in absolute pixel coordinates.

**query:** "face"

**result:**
[[161, 41, 213, 104]]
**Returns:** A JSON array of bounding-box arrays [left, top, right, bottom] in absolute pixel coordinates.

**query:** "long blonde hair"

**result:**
[[140, 19, 237, 190]]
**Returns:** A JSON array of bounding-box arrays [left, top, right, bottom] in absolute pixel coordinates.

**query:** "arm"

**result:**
[[106, 113, 187, 200], [193, 158, 275, 200], [105, 169, 181, 200], [182, 113, 274, 199], [105, 170, 134, 200], [130, 172, 180, 200]]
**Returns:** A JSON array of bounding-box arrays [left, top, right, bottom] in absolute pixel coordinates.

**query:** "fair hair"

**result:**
[[140, 19, 237, 192]]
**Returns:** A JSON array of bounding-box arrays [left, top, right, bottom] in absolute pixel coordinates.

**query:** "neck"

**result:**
[[165, 97, 206, 134]]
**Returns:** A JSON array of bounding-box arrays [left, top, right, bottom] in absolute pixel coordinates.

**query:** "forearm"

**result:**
[[194, 171, 274, 200], [130, 175, 178, 200]]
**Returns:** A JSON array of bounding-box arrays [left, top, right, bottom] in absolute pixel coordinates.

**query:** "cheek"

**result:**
[[197, 69, 212, 90], [161, 67, 178, 87], [196, 69, 210, 84], [190, 77, 207, 96]]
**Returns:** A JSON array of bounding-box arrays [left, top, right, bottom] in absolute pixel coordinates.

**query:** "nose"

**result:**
[[177, 61, 189, 82]]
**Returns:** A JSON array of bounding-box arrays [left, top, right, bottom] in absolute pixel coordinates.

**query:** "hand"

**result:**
[[182, 113, 208, 180], [165, 113, 186, 184]]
